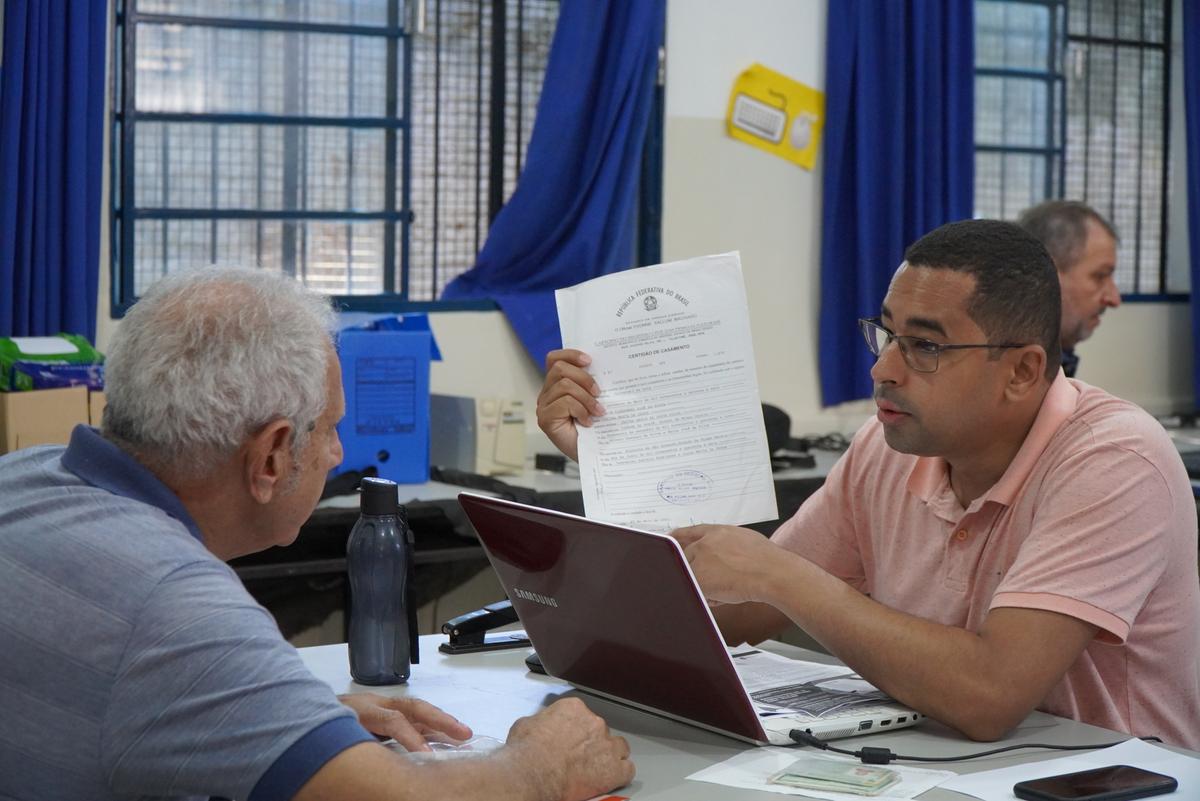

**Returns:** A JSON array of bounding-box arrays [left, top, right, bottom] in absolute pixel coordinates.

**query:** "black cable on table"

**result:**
[[788, 729, 1163, 765]]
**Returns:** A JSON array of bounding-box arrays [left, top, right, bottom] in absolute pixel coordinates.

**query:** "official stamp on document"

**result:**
[[657, 469, 713, 505]]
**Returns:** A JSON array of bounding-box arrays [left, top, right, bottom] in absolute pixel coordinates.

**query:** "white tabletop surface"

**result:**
[[300, 635, 1167, 800]]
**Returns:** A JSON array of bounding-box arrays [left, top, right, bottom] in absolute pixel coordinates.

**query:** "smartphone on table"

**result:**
[[1013, 764, 1177, 801]]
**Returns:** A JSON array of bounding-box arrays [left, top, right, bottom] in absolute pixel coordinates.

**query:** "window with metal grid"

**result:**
[[111, 0, 558, 311], [974, 1, 1064, 222], [407, 0, 556, 301], [973, 0, 1176, 297]]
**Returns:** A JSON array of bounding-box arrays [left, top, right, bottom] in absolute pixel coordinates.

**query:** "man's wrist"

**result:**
[[758, 546, 821, 609], [500, 740, 565, 801]]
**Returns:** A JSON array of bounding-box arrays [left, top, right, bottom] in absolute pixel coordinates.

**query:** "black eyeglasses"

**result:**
[[858, 317, 1026, 374]]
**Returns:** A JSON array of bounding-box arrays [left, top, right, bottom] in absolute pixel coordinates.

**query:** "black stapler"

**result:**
[[438, 599, 533, 654]]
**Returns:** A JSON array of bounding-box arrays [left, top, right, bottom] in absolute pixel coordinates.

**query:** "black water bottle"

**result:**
[[347, 477, 419, 684]]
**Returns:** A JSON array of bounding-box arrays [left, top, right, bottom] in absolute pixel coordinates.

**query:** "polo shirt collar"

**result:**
[[61, 425, 205, 543], [907, 370, 1079, 510]]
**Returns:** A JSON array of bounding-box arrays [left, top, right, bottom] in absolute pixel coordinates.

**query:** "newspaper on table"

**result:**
[[555, 252, 777, 532]]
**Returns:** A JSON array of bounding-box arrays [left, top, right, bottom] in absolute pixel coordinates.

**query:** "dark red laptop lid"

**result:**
[[458, 493, 765, 742]]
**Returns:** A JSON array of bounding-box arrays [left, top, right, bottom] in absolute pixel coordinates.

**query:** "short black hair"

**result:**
[[1017, 200, 1118, 273], [903, 219, 1061, 380]]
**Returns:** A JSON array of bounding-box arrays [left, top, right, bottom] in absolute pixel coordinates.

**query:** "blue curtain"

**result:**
[[1186, 2, 1200, 407], [440, 0, 664, 366], [818, 1, 975, 406], [0, 0, 106, 341]]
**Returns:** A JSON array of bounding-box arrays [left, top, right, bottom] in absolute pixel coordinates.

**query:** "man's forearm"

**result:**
[[756, 551, 1082, 740], [398, 744, 559, 801], [296, 741, 563, 801], [713, 601, 790, 646]]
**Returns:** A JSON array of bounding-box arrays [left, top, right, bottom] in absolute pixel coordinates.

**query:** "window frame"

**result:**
[[974, 0, 1067, 210], [973, 0, 1184, 302], [110, 0, 666, 318], [1064, 0, 1178, 298], [112, 0, 445, 316]]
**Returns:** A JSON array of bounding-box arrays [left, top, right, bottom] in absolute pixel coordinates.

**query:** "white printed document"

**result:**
[[555, 252, 778, 532], [731, 649, 893, 718]]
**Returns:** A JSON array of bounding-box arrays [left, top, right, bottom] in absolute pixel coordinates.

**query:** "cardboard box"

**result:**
[[335, 329, 432, 484], [0, 386, 90, 453], [89, 391, 106, 426]]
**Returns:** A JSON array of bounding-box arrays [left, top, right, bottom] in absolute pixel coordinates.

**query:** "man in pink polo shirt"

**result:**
[[536, 219, 1200, 749]]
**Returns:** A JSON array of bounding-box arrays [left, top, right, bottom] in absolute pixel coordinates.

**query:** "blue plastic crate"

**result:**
[[334, 328, 432, 484]]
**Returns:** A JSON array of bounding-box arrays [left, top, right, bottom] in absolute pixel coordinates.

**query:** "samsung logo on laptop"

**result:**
[[513, 588, 558, 608]]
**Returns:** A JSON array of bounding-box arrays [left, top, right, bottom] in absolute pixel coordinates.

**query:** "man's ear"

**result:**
[[1005, 345, 1048, 401], [244, 418, 295, 505]]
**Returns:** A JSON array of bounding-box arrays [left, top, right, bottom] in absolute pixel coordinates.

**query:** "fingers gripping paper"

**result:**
[[555, 252, 778, 532]]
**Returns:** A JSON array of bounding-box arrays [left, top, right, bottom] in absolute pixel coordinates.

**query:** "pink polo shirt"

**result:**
[[772, 373, 1200, 748]]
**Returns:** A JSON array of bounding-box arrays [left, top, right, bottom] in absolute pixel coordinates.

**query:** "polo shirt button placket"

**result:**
[[942, 523, 973, 591]]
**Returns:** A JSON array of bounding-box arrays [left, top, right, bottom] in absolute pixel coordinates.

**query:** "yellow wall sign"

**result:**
[[726, 63, 825, 170]]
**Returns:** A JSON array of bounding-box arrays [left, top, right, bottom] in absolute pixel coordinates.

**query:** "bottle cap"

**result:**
[[359, 476, 399, 516]]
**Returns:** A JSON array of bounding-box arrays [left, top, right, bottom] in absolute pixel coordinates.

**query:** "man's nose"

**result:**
[[1102, 278, 1121, 308], [869, 338, 906, 385]]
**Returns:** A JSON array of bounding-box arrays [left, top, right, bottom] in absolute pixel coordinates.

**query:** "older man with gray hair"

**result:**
[[0, 268, 633, 801], [1017, 200, 1121, 377]]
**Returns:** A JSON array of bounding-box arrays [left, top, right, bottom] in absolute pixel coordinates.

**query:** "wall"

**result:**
[[661, 0, 876, 436], [423, 311, 547, 443], [1080, 304, 1192, 412], [658, 0, 1193, 423], [95, 5, 115, 354], [96, 0, 1193, 438]]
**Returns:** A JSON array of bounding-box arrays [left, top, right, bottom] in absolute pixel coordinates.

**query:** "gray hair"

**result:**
[[1016, 200, 1119, 273], [102, 268, 337, 477]]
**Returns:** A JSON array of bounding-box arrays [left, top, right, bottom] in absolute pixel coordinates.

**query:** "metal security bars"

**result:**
[[973, 0, 1175, 297], [975, 0, 1066, 220], [112, 0, 409, 303], [111, 0, 559, 311], [407, 0, 557, 301], [1063, 0, 1172, 295]]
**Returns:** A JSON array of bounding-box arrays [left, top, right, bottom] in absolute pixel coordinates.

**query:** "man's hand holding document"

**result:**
[[551, 252, 778, 532]]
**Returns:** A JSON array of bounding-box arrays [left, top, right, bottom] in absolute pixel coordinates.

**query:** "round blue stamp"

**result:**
[[657, 470, 713, 505]]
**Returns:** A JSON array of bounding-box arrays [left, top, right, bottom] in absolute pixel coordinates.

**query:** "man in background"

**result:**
[[0, 268, 633, 801], [1018, 200, 1121, 377]]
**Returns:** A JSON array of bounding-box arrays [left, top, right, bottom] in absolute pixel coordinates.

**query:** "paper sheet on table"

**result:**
[[940, 738, 1200, 801], [688, 747, 954, 799], [555, 252, 777, 532], [732, 649, 893, 718]]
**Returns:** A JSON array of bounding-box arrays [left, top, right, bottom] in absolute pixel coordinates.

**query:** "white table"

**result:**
[[300, 635, 1168, 800]]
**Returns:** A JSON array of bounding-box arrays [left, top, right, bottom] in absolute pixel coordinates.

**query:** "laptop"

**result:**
[[457, 493, 924, 745]]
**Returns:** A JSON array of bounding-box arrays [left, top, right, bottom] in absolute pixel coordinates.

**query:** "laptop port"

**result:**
[[858, 720, 872, 731], [897, 716, 907, 723], [880, 719, 892, 726]]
